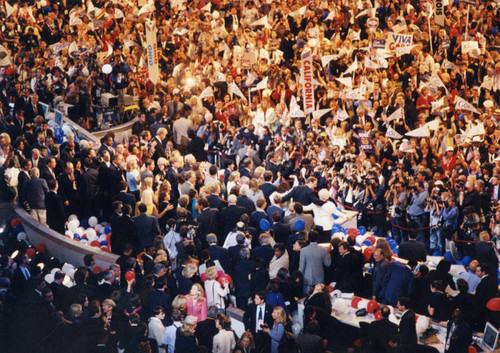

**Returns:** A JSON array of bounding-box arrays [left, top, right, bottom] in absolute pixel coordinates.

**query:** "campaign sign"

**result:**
[[386, 32, 413, 51], [372, 39, 386, 49], [358, 130, 375, 153]]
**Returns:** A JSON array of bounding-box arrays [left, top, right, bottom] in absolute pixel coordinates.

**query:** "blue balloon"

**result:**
[[294, 219, 305, 232], [432, 250, 442, 257], [259, 219, 270, 232], [73, 234, 80, 240], [444, 252, 454, 263], [104, 226, 112, 234], [12, 225, 24, 234], [461, 256, 472, 267], [81, 218, 89, 228], [100, 241, 108, 246], [357, 226, 366, 235], [362, 240, 373, 246]]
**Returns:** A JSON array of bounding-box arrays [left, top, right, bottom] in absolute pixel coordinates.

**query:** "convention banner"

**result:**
[[358, 130, 375, 153], [435, 0, 445, 26], [145, 20, 159, 85], [301, 49, 315, 114]]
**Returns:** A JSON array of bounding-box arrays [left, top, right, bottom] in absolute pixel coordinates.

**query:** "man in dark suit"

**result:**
[[270, 212, 292, 244], [265, 152, 281, 181], [221, 195, 248, 238], [197, 197, 223, 244], [228, 233, 246, 270], [111, 204, 139, 254], [380, 263, 414, 306], [57, 161, 81, 218], [475, 232, 499, 276], [45, 180, 66, 234], [224, 7, 239, 31], [207, 234, 231, 273], [96, 270, 118, 302], [112, 181, 136, 212], [237, 185, 256, 215], [445, 309, 472, 353], [397, 230, 427, 263], [397, 297, 417, 349], [166, 93, 184, 120], [23, 167, 49, 223], [475, 263, 498, 309], [195, 306, 219, 351], [23, 93, 44, 124], [243, 291, 274, 352], [17, 159, 32, 206], [150, 127, 167, 161], [11, 253, 32, 296], [234, 248, 255, 311], [81, 158, 100, 218], [259, 171, 277, 205], [133, 203, 160, 250], [251, 233, 275, 269], [366, 306, 399, 353], [333, 241, 363, 294], [281, 176, 323, 206], [40, 156, 57, 184], [50, 270, 70, 311]]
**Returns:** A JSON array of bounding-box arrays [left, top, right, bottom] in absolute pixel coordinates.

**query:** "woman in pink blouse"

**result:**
[[185, 283, 207, 322]]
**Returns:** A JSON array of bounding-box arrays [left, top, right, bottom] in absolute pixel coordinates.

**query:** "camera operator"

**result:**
[[363, 177, 386, 236], [407, 181, 429, 249], [460, 206, 481, 257], [442, 196, 459, 258], [386, 181, 408, 244], [425, 187, 446, 254], [198, 112, 221, 164], [340, 174, 363, 210]]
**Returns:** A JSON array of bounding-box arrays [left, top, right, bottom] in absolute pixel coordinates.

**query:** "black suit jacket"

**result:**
[[208, 245, 231, 272], [195, 318, 219, 351], [399, 309, 417, 347], [368, 318, 399, 353], [221, 205, 248, 237], [475, 275, 498, 307], [243, 303, 274, 334], [251, 245, 274, 268], [228, 244, 245, 270], [445, 320, 472, 353], [398, 240, 427, 263], [259, 182, 277, 205], [197, 208, 223, 241], [133, 213, 160, 250], [207, 194, 227, 210], [281, 185, 323, 206], [45, 191, 66, 234], [113, 191, 137, 210], [237, 196, 256, 215], [475, 242, 499, 274], [111, 215, 138, 254]]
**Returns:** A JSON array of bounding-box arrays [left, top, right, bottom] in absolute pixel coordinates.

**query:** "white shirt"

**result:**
[[162, 321, 182, 353]]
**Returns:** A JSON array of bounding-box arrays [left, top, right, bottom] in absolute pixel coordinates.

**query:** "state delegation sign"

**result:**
[[301, 49, 315, 114]]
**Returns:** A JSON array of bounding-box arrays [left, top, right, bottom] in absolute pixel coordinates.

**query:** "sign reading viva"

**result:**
[[301, 49, 315, 114], [386, 32, 413, 51]]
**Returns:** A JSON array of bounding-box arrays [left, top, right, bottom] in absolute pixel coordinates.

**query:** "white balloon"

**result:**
[[75, 227, 84, 236], [333, 299, 349, 313], [212, 10, 220, 19], [17, 232, 27, 241], [62, 263, 74, 274], [98, 234, 107, 242], [50, 267, 61, 275], [80, 239, 88, 245], [388, 314, 398, 325], [88, 216, 98, 228], [358, 300, 368, 310], [95, 224, 104, 233], [102, 64, 112, 74], [68, 214, 78, 222], [66, 268, 76, 279], [86, 228, 97, 239], [356, 236, 364, 245], [44, 274, 54, 284], [67, 220, 79, 232], [333, 232, 344, 239], [417, 316, 430, 329]]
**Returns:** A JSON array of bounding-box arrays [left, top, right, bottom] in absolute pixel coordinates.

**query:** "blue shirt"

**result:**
[[442, 206, 458, 229], [407, 190, 428, 217]]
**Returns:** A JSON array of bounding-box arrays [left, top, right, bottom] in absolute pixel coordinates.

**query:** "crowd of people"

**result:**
[[1, 0, 500, 351]]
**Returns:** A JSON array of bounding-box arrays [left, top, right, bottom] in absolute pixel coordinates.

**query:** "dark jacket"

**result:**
[[398, 239, 427, 263], [243, 303, 274, 334], [399, 309, 417, 347], [133, 213, 160, 249], [445, 320, 472, 353], [45, 190, 66, 234], [380, 264, 414, 306]]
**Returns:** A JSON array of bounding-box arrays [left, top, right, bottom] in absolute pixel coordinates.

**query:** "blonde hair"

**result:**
[[172, 295, 187, 311], [182, 263, 198, 278], [69, 304, 83, 320], [190, 283, 205, 302], [253, 167, 265, 181], [102, 299, 116, 308], [273, 306, 286, 324]]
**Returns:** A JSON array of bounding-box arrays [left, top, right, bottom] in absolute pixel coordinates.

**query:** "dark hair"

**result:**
[[153, 305, 165, 316], [293, 203, 303, 214], [309, 230, 319, 242], [216, 313, 232, 330], [255, 291, 266, 301], [138, 203, 147, 213], [397, 296, 410, 309], [83, 254, 94, 267], [267, 278, 281, 293], [456, 278, 468, 294]]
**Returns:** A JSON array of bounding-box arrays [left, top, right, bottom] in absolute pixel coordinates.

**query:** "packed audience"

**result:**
[[1, 0, 500, 351]]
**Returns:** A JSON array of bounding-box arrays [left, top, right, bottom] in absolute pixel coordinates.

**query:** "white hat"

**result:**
[[446, 146, 454, 152], [472, 136, 482, 143]]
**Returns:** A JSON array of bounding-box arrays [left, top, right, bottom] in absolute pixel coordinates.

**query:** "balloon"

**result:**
[[17, 232, 27, 241], [68, 214, 78, 222], [486, 298, 500, 312], [417, 316, 430, 329], [80, 239, 88, 245], [217, 274, 233, 285], [259, 219, 270, 232], [44, 274, 54, 284], [469, 346, 477, 353], [347, 228, 358, 237], [106, 233, 112, 242], [374, 310, 383, 321], [367, 235, 376, 245], [13, 225, 24, 234], [93, 266, 103, 274], [351, 296, 362, 309], [356, 236, 364, 245], [357, 226, 366, 235], [460, 256, 472, 267], [26, 248, 36, 259], [333, 299, 349, 313], [91, 240, 100, 247], [62, 263, 74, 274], [363, 247, 374, 262], [326, 285, 334, 293], [89, 216, 98, 228], [333, 232, 344, 240], [102, 64, 112, 74], [125, 271, 136, 281], [35, 243, 47, 253], [75, 227, 84, 235], [50, 268, 61, 275], [358, 300, 368, 310], [367, 300, 379, 314], [98, 234, 107, 242], [65, 231, 72, 238], [95, 224, 104, 233], [294, 219, 305, 232], [68, 220, 79, 232], [444, 252, 454, 263], [86, 228, 97, 239], [100, 241, 108, 246], [80, 218, 89, 228], [104, 226, 112, 234], [362, 239, 373, 247], [73, 234, 80, 241], [11, 219, 22, 227]]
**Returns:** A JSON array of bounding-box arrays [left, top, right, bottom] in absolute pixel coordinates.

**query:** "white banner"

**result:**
[[455, 96, 480, 114], [0, 45, 12, 66], [145, 20, 159, 85], [301, 49, 315, 114], [290, 95, 305, 118], [435, 0, 445, 26], [386, 127, 403, 139], [406, 125, 430, 138], [386, 32, 413, 51]]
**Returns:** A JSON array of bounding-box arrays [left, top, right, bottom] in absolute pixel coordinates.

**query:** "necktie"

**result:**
[[174, 102, 178, 115], [258, 306, 263, 321], [23, 267, 30, 280]]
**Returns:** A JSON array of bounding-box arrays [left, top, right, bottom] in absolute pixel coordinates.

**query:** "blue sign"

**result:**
[[372, 39, 386, 49]]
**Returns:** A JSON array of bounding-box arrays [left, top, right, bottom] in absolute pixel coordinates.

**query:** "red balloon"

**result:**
[[26, 248, 36, 259], [486, 298, 500, 312], [367, 300, 379, 314], [36, 243, 47, 254], [415, 314, 420, 323], [106, 233, 111, 242], [351, 296, 362, 309], [367, 236, 376, 245], [11, 219, 22, 227], [347, 228, 358, 237], [363, 247, 374, 262], [125, 271, 136, 282], [374, 310, 383, 321], [217, 274, 232, 285], [90, 240, 100, 247], [469, 346, 477, 353], [326, 285, 334, 293], [93, 266, 103, 274]]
